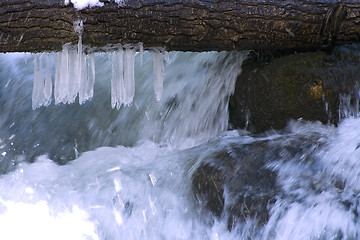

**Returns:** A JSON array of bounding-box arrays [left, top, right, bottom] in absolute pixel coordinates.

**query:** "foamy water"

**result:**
[[0, 52, 360, 239]]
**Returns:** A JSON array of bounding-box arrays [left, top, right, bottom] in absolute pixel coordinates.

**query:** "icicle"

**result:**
[[117, 49, 125, 106], [88, 53, 95, 100], [57, 44, 70, 104], [110, 47, 134, 109], [152, 49, 165, 101], [67, 49, 78, 104], [138, 42, 144, 66], [164, 51, 170, 63], [78, 55, 90, 104], [32, 53, 52, 109], [60, 45, 70, 103], [77, 30, 84, 103], [32, 40, 167, 109], [79, 53, 95, 104], [24, 53, 29, 64], [78, 55, 87, 104], [32, 54, 42, 109], [43, 53, 52, 106], [74, 20, 84, 38], [73, 19, 94, 105], [54, 52, 61, 104], [123, 47, 135, 105], [111, 51, 120, 109], [38, 54, 45, 105], [78, 42, 91, 104]]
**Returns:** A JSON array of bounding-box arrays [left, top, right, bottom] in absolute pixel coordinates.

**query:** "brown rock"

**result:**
[[229, 44, 360, 133]]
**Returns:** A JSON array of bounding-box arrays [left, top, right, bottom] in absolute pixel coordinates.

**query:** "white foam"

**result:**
[[0, 198, 99, 240], [267, 200, 357, 240]]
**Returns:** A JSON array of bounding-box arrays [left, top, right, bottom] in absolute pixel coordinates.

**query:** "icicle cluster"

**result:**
[[110, 46, 136, 109], [32, 21, 167, 110], [32, 53, 52, 109], [53, 21, 95, 105], [53, 44, 96, 106], [32, 20, 95, 109], [32, 47, 96, 110], [110, 45, 166, 108]]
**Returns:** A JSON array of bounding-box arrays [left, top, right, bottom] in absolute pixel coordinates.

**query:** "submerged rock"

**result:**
[[192, 141, 278, 229], [229, 43, 360, 133], [191, 131, 327, 230]]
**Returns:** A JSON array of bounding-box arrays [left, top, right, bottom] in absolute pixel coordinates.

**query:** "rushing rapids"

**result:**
[[0, 50, 360, 240]]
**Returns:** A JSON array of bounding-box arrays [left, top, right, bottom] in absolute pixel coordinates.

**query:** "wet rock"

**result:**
[[192, 141, 279, 229], [191, 132, 327, 230], [192, 162, 225, 218], [229, 43, 360, 133]]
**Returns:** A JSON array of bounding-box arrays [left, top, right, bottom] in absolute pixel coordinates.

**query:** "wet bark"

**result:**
[[0, 0, 359, 53]]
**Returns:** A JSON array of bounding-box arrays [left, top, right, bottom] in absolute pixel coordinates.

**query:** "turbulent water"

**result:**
[[0, 51, 360, 239]]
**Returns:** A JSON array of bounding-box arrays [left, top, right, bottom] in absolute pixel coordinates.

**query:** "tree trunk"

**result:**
[[0, 0, 359, 53]]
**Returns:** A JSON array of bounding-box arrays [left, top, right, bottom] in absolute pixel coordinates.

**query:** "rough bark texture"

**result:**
[[0, 0, 360, 53]]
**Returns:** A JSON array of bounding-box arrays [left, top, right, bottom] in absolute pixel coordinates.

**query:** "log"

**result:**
[[0, 0, 360, 53]]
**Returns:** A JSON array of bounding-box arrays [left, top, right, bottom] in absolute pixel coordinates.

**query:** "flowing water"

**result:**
[[0, 51, 360, 240]]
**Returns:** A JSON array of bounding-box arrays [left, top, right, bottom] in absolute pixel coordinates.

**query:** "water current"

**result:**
[[0, 51, 360, 239]]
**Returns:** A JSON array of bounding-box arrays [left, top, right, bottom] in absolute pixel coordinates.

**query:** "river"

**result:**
[[0, 50, 359, 239]]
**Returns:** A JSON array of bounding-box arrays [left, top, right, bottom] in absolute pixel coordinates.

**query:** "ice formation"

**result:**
[[138, 42, 144, 66], [111, 49, 124, 109], [123, 47, 136, 105], [33, 43, 166, 109], [32, 20, 166, 109], [32, 53, 52, 109], [53, 43, 93, 105], [110, 46, 138, 109], [32, 42, 167, 109], [33, 20, 94, 108], [152, 49, 165, 101]]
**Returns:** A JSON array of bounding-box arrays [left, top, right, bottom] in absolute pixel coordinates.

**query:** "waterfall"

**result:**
[[0, 50, 247, 167], [1, 50, 360, 240]]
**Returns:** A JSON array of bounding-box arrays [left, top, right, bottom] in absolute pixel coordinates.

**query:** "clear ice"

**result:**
[[32, 53, 52, 109], [32, 54, 42, 109], [32, 39, 165, 109], [123, 47, 136, 105], [152, 49, 165, 101], [111, 50, 124, 109], [110, 46, 136, 109], [44, 54, 52, 105]]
